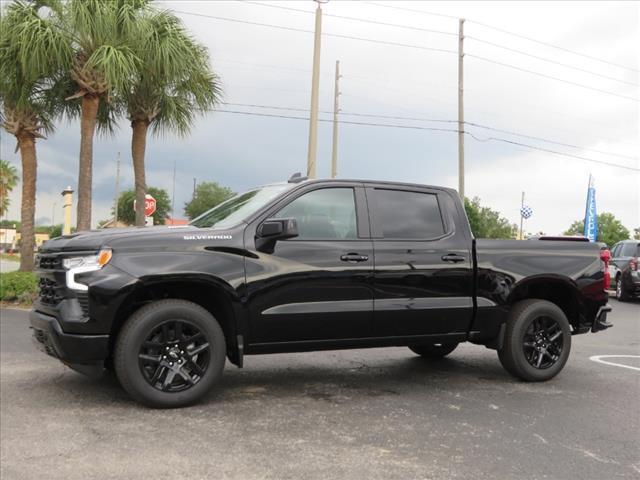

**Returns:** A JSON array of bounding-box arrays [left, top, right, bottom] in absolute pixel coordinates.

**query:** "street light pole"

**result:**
[[306, 0, 325, 179]]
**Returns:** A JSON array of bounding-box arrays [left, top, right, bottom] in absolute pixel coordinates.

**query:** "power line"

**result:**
[[467, 54, 640, 102], [213, 108, 640, 171], [466, 35, 638, 87], [174, 10, 457, 55], [364, 1, 639, 73], [242, 1, 458, 37], [221, 102, 638, 161], [363, 1, 459, 20], [464, 122, 637, 160], [465, 132, 640, 171], [177, 9, 636, 102], [245, 0, 637, 86], [469, 19, 640, 74]]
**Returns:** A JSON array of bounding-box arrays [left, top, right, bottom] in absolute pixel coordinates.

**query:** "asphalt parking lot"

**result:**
[[1, 299, 639, 480]]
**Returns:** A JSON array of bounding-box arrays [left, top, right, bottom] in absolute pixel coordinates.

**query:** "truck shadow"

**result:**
[[30, 352, 513, 408]]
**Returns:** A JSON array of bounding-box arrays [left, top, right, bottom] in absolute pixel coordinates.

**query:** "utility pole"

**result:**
[[458, 18, 465, 200], [331, 60, 341, 179], [192, 177, 197, 200], [306, 0, 325, 179], [113, 152, 120, 226]]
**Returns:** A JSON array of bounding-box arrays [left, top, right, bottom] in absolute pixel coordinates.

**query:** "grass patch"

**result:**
[[0, 271, 38, 304], [0, 253, 20, 262]]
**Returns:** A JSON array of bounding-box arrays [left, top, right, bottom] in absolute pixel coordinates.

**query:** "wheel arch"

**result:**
[[108, 275, 243, 366], [506, 275, 582, 331]]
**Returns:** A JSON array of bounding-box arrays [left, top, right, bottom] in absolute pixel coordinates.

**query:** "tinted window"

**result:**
[[622, 243, 640, 256], [275, 188, 357, 240], [373, 189, 445, 239]]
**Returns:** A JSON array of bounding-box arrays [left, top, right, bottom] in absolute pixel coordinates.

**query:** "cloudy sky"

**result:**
[[1, 0, 638, 235]]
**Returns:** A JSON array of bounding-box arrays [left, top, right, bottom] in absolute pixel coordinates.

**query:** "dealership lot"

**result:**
[[1, 299, 638, 480]]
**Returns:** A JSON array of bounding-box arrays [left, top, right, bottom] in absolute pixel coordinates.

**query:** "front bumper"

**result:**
[[30, 310, 109, 374]]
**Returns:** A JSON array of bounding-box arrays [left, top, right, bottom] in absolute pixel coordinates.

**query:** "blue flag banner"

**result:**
[[583, 175, 598, 242]]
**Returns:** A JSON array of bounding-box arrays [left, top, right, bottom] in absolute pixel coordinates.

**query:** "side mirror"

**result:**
[[256, 218, 298, 252]]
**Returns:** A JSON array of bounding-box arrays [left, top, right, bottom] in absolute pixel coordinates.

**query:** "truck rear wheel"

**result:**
[[409, 343, 458, 358], [498, 299, 571, 382], [114, 299, 226, 408]]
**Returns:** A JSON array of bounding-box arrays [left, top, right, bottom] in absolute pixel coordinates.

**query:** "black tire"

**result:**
[[114, 299, 226, 408], [615, 274, 628, 301], [409, 342, 458, 358], [498, 299, 571, 382]]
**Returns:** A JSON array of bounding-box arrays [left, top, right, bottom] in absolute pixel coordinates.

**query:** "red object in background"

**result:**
[[165, 218, 189, 226], [144, 195, 156, 217], [600, 249, 611, 290], [133, 194, 157, 217]]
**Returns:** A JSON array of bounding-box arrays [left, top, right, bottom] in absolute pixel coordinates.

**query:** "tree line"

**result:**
[[0, 0, 220, 271]]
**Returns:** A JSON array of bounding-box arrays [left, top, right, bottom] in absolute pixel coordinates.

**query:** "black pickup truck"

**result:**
[[31, 177, 612, 407]]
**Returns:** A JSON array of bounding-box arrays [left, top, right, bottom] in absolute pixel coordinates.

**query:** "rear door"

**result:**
[[367, 185, 474, 338]]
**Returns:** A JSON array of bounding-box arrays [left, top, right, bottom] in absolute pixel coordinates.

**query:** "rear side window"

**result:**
[[373, 189, 445, 239], [622, 243, 640, 256]]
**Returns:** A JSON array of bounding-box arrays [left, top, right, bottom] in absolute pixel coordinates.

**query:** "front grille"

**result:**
[[38, 278, 63, 306], [38, 255, 62, 270]]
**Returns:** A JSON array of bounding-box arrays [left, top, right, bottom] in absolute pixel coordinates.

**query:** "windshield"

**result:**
[[189, 184, 293, 229]]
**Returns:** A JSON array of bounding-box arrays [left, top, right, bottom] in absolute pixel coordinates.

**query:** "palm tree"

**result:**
[[0, 160, 19, 217], [62, 0, 143, 231], [0, 1, 69, 271], [126, 10, 221, 226]]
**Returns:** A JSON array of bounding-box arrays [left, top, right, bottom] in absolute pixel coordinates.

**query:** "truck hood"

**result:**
[[40, 225, 209, 252]]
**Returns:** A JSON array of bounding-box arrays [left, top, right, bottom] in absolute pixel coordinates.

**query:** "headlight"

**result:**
[[63, 249, 112, 270], [63, 248, 112, 291]]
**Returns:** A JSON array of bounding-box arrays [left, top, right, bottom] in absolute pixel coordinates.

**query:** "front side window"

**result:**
[[373, 189, 445, 239], [274, 188, 357, 240]]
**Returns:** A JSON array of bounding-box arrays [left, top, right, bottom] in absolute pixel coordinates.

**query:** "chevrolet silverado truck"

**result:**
[[31, 176, 612, 408]]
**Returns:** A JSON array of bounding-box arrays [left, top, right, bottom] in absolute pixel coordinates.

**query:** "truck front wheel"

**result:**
[[498, 299, 571, 382], [114, 299, 226, 408]]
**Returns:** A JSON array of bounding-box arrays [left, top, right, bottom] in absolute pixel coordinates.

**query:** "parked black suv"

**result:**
[[609, 240, 640, 301], [31, 177, 611, 407]]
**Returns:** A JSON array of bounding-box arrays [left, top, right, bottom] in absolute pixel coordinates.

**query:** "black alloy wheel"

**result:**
[[115, 299, 226, 408], [522, 316, 564, 370], [497, 299, 571, 382], [138, 320, 210, 392]]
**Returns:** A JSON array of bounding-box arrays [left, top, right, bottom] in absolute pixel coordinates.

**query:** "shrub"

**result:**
[[0, 271, 38, 302]]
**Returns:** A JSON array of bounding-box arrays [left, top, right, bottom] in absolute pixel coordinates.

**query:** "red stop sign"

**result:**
[[133, 194, 157, 216]]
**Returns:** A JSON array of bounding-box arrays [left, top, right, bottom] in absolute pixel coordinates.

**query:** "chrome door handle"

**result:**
[[341, 253, 369, 263], [441, 254, 466, 263]]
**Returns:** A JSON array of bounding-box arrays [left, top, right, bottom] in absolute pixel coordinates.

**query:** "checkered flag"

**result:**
[[520, 205, 533, 219]]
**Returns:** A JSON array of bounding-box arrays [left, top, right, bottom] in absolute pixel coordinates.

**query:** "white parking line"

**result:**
[[589, 355, 640, 372]]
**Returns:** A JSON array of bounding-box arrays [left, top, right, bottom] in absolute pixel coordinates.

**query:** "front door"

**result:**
[[245, 185, 374, 346], [367, 185, 474, 338]]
